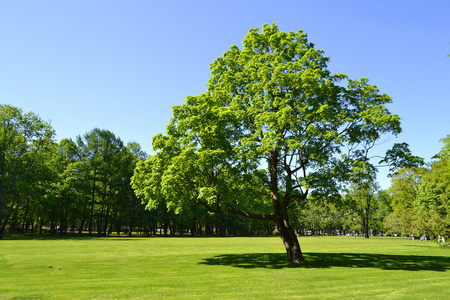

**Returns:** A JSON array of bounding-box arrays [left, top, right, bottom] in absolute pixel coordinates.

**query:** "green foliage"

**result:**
[[381, 143, 425, 175], [383, 167, 427, 236], [1, 120, 154, 238], [416, 159, 450, 237], [297, 197, 350, 235], [70, 128, 151, 236], [134, 23, 412, 209], [343, 177, 380, 237], [0, 105, 55, 238], [384, 135, 450, 239], [434, 134, 450, 160]]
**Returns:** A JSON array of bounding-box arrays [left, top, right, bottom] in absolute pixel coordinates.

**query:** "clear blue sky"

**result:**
[[1, 1, 449, 189]]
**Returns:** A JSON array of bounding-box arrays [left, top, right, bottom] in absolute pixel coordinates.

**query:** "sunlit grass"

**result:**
[[0, 236, 449, 299]]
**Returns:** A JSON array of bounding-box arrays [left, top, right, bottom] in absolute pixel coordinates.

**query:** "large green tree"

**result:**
[[0, 105, 54, 238], [133, 24, 421, 263]]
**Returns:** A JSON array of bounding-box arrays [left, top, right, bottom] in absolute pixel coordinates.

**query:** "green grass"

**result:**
[[0, 236, 449, 299]]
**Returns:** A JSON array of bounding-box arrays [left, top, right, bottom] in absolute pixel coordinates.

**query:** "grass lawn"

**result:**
[[0, 235, 449, 299]]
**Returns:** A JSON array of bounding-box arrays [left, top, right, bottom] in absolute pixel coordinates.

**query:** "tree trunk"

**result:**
[[30, 217, 34, 233], [274, 202, 305, 263], [163, 222, 168, 236], [39, 207, 47, 235], [269, 150, 304, 263], [170, 222, 175, 236], [190, 217, 196, 236], [89, 168, 97, 236], [97, 204, 103, 236], [78, 219, 85, 235], [361, 210, 370, 238], [22, 198, 29, 233], [363, 218, 370, 238], [364, 200, 370, 238], [9, 221, 14, 234], [103, 205, 110, 236]]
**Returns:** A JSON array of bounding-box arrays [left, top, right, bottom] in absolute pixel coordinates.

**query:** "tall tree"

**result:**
[[133, 24, 421, 263], [75, 128, 124, 235], [0, 105, 54, 238]]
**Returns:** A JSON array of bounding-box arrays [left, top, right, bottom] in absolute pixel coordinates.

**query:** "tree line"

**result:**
[[0, 105, 274, 238], [1, 104, 448, 243], [383, 136, 450, 239], [0, 105, 148, 238]]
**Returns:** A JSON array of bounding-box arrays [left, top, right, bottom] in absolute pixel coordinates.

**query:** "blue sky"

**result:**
[[1, 1, 449, 189]]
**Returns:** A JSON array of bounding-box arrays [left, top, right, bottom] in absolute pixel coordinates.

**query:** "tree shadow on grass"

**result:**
[[199, 252, 450, 272]]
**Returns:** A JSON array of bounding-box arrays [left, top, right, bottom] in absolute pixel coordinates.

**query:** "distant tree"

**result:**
[[372, 189, 392, 233], [132, 24, 422, 263], [344, 172, 379, 238], [415, 161, 449, 238], [0, 105, 54, 238], [415, 135, 450, 238], [73, 129, 125, 235], [76, 129, 103, 235], [383, 167, 426, 236], [297, 197, 347, 235], [126, 141, 148, 161], [27, 141, 65, 235], [115, 142, 149, 236]]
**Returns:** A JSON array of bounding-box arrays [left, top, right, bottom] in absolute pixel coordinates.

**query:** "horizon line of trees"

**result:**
[[1, 104, 449, 241], [0, 105, 276, 238]]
